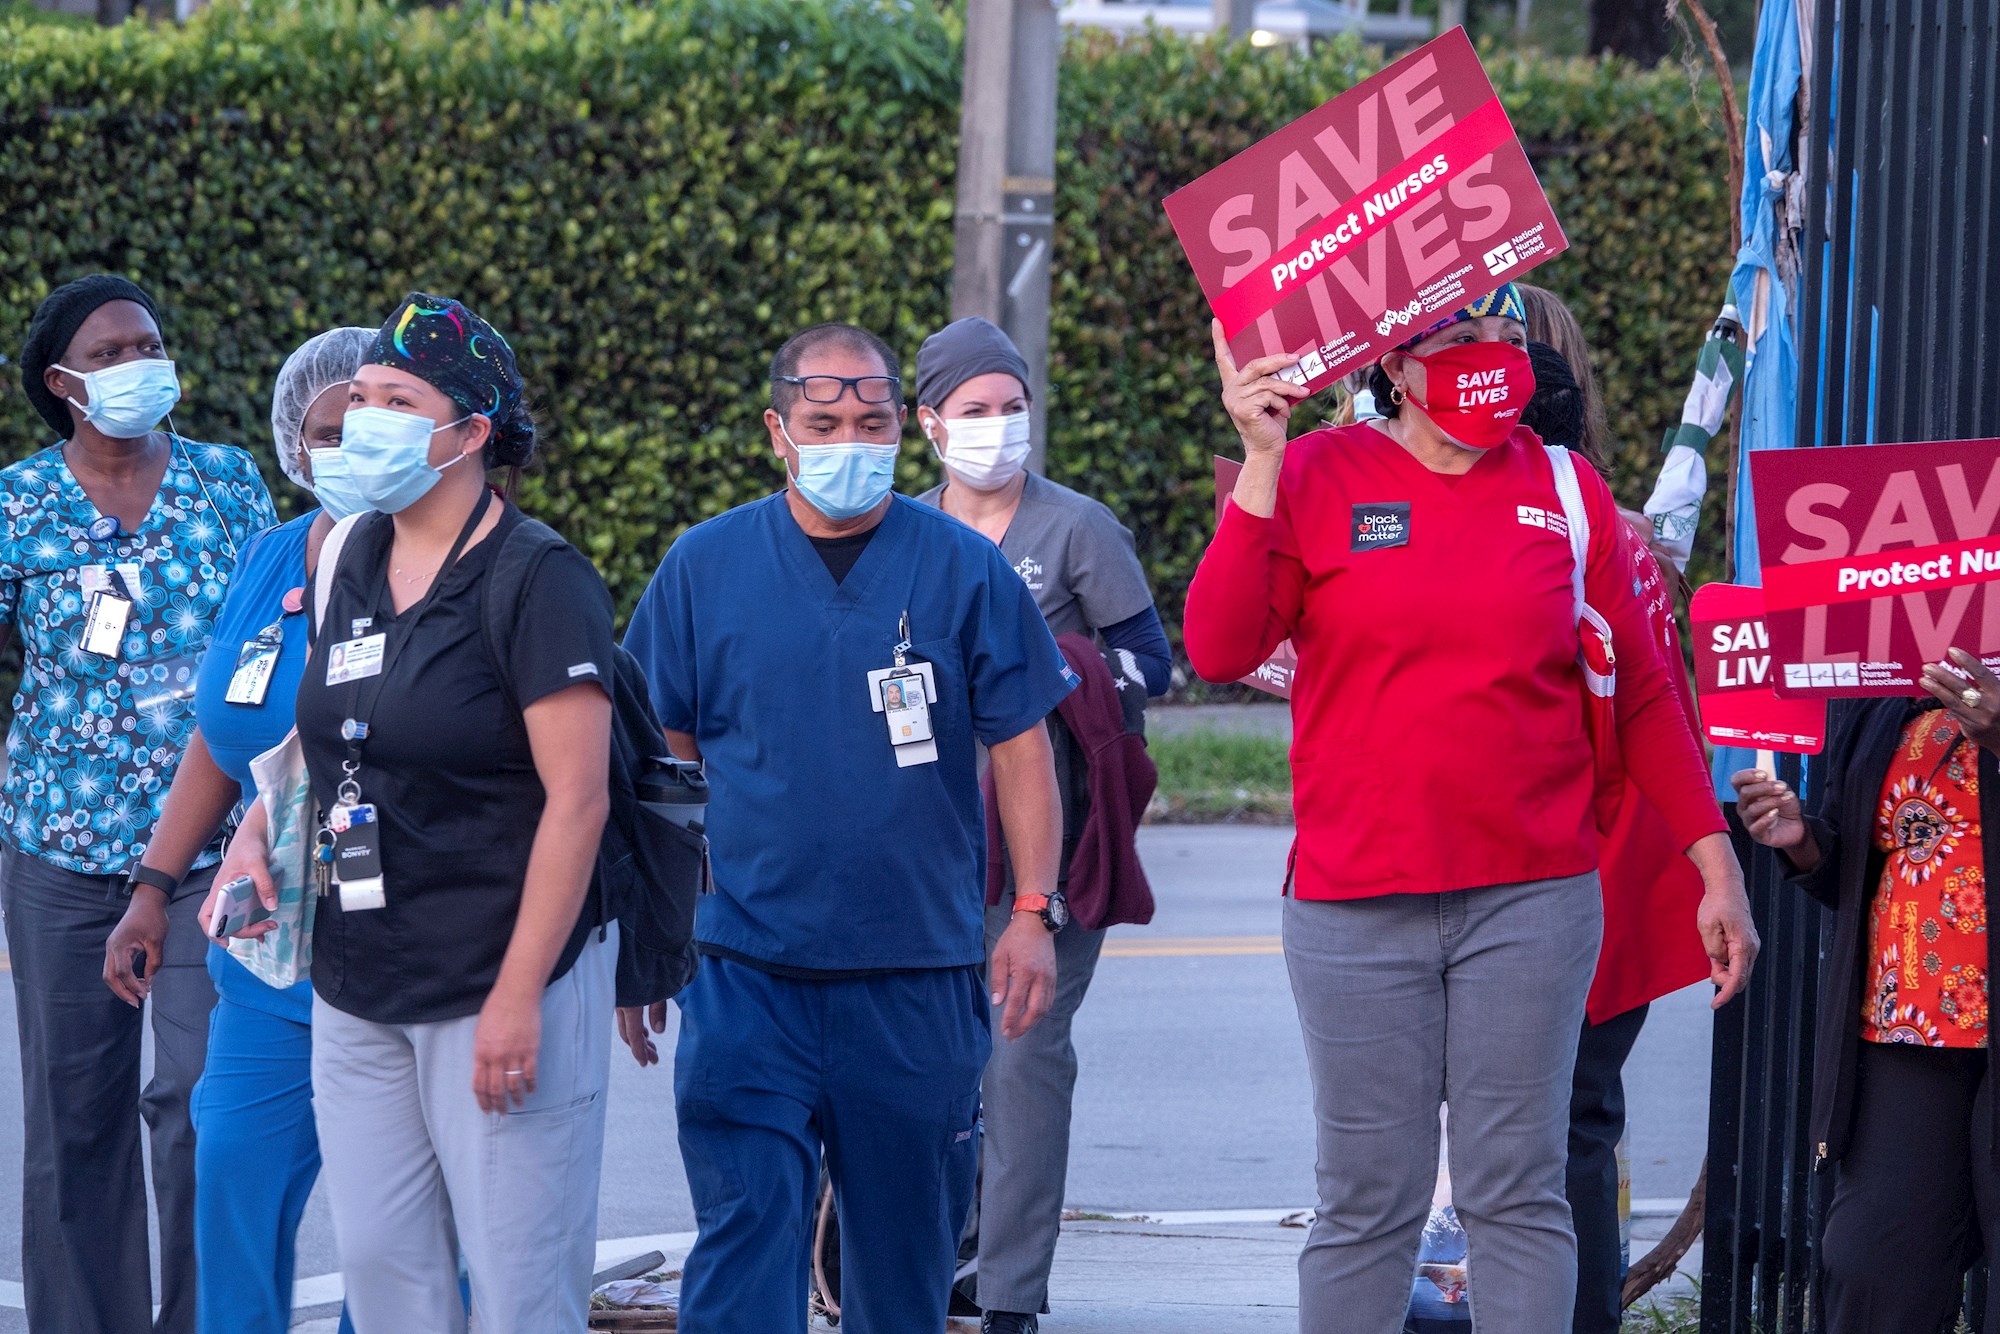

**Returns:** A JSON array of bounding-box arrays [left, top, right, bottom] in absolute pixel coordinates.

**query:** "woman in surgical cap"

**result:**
[[106, 325, 374, 1334]]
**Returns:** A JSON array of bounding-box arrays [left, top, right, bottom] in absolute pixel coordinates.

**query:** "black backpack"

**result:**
[[479, 513, 705, 1008]]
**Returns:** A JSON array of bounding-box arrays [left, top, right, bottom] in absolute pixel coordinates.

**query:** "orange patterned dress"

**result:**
[[1861, 708, 1989, 1047]]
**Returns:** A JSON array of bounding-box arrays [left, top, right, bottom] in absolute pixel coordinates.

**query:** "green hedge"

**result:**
[[0, 0, 1735, 647]]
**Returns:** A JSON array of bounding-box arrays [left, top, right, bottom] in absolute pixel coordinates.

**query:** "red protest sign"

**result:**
[[1164, 26, 1566, 398], [1689, 583, 1826, 752], [1213, 457, 1296, 699], [1751, 438, 2000, 697]]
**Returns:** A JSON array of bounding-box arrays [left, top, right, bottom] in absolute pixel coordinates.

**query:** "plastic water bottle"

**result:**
[[637, 756, 708, 831]]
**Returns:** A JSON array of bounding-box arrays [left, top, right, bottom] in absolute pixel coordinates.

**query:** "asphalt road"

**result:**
[[0, 825, 1715, 1328]]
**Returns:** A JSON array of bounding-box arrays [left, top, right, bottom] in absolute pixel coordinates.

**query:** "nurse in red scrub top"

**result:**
[[1182, 283, 1759, 1334]]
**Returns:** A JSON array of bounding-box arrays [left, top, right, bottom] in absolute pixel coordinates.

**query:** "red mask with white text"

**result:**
[[1405, 342, 1536, 450]]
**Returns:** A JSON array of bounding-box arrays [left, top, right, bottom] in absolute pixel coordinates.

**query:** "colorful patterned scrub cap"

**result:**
[[367, 293, 535, 465], [1397, 282, 1529, 350]]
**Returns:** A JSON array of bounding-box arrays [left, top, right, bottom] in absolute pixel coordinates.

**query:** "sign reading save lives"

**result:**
[[1164, 26, 1567, 398], [1751, 438, 2000, 698], [1689, 583, 1826, 752]]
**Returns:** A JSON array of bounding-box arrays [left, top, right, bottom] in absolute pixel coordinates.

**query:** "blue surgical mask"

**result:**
[[306, 447, 372, 522], [53, 358, 181, 439], [340, 406, 473, 514], [781, 422, 898, 521]]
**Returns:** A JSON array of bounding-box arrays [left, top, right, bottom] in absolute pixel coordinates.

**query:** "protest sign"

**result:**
[[1212, 457, 1296, 699], [1165, 26, 1566, 399], [1689, 583, 1827, 752], [1752, 438, 2000, 697]]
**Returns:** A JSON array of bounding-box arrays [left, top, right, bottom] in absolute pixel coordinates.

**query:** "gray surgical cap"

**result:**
[[914, 317, 1033, 412], [270, 327, 373, 487]]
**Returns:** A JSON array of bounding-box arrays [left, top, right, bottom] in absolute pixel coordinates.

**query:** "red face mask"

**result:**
[[1404, 341, 1536, 450]]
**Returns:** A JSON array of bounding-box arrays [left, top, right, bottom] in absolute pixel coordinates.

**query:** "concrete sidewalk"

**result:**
[[290, 1207, 1700, 1331]]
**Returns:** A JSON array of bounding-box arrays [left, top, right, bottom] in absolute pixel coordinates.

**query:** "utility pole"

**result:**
[[951, 0, 1059, 472], [1214, 0, 1255, 39]]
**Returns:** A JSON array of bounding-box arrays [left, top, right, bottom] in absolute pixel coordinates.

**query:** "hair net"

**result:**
[[270, 327, 374, 487]]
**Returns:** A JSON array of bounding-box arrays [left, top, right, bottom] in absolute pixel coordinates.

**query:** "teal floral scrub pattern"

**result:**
[[0, 437, 277, 874]]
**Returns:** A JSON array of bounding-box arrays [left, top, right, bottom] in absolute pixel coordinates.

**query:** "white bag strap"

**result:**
[[1546, 445, 1591, 616], [311, 513, 365, 641]]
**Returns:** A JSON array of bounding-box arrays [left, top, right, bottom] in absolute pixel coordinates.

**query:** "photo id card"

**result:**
[[325, 632, 386, 687], [115, 561, 145, 603], [82, 591, 132, 658], [866, 661, 939, 767], [225, 629, 283, 706], [329, 802, 387, 911]]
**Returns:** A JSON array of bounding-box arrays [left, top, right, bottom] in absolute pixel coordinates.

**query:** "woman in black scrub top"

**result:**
[[216, 293, 617, 1334]]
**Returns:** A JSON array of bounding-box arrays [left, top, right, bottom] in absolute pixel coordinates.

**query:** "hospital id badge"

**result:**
[[867, 662, 939, 768], [82, 590, 132, 659], [328, 802, 387, 911], [225, 629, 282, 706], [325, 632, 386, 687]]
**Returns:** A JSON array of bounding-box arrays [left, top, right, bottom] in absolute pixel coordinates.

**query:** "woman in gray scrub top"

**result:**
[[913, 316, 1171, 1334]]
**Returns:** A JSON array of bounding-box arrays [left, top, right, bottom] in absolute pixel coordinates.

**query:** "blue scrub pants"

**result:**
[[190, 992, 353, 1334], [674, 955, 989, 1334]]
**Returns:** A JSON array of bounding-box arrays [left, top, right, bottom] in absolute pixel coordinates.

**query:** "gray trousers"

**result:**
[[974, 899, 1107, 1315], [312, 926, 615, 1334], [1282, 872, 1602, 1334], [0, 843, 217, 1334]]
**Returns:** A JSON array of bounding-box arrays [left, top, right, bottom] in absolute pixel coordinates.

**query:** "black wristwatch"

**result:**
[[123, 866, 180, 900], [1014, 890, 1070, 934]]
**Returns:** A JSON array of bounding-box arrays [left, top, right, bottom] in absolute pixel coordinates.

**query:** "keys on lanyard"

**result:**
[[322, 722, 386, 911]]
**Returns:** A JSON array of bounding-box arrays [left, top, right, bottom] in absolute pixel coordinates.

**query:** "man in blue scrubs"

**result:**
[[623, 322, 1075, 1334]]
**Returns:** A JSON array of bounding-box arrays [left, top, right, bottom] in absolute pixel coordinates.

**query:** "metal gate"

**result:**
[[1701, 0, 2000, 1329]]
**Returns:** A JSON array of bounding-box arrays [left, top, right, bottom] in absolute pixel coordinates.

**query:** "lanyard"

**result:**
[[334, 487, 493, 804]]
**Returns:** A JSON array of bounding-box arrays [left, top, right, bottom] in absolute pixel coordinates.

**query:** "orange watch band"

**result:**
[[1013, 893, 1050, 915]]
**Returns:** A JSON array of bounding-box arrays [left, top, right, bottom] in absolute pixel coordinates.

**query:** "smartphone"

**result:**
[[210, 876, 275, 939]]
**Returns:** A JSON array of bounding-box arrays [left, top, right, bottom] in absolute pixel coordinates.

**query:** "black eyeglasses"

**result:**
[[777, 374, 902, 405]]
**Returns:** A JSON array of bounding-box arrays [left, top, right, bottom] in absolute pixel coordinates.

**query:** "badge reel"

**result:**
[[323, 722, 387, 911], [867, 612, 939, 768]]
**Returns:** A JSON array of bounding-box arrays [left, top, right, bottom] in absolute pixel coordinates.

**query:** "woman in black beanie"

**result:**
[[2, 274, 276, 1334]]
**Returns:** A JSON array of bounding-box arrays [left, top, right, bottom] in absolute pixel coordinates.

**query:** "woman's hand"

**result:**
[[1729, 767, 1817, 863], [1212, 319, 1310, 460], [103, 885, 170, 1007], [1921, 649, 2000, 753], [210, 804, 279, 940], [1686, 832, 1759, 1009], [473, 984, 543, 1113], [617, 1002, 668, 1068]]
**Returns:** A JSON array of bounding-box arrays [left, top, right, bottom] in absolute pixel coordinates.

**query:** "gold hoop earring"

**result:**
[[1389, 384, 1407, 406]]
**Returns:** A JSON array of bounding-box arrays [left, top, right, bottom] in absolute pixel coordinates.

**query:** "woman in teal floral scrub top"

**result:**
[[0, 275, 274, 1334]]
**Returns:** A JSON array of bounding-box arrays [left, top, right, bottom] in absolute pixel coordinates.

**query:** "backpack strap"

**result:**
[[477, 511, 567, 713], [310, 512, 368, 644], [1545, 444, 1591, 618]]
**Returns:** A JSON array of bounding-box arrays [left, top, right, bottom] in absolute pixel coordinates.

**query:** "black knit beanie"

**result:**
[[19, 275, 162, 439]]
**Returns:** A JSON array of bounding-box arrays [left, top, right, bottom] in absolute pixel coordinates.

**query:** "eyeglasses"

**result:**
[[777, 374, 902, 405]]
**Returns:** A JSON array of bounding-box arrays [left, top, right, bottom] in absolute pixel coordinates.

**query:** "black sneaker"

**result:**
[[982, 1314, 1039, 1334]]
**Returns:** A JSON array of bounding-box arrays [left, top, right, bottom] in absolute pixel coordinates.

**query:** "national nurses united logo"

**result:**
[[1351, 502, 1411, 551]]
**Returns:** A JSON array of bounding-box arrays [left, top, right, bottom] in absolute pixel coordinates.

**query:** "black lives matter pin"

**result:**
[[1351, 503, 1412, 551]]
